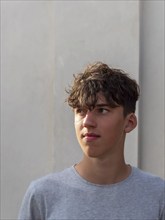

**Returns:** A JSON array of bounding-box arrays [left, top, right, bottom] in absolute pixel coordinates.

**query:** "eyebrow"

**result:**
[[74, 104, 112, 111], [95, 104, 110, 107], [95, 103, 119, 109]]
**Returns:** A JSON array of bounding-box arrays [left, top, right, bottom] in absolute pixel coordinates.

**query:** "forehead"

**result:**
[[95, 93, 108, 105], [77, 93, 109, 110]]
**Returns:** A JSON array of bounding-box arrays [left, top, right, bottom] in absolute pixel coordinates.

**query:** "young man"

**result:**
[[18, 62, 165, 220]]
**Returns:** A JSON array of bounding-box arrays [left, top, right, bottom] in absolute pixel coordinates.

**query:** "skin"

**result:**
[[74, 94, 137, 185]]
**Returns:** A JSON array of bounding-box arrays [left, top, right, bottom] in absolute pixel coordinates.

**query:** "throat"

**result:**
[[74, 160, 131, 185]]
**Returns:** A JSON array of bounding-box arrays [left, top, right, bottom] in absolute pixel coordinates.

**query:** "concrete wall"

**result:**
[[1, 1, 56, 219], [139, 1, 165, 178], [1, 1, 164, 219]]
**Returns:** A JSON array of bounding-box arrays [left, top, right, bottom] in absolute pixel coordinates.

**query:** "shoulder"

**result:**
[[133, 167, 164, 183], [18, 167, 75, 219], [132, 167, 165, 193], [27, 166, 75, 195], [132, 168, 165, 219]]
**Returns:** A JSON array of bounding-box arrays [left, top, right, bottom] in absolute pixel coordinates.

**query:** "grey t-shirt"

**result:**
[[18, 166, 165, 220]]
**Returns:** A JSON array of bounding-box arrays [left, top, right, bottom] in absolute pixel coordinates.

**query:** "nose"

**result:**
[[83, 111, 96, 128]]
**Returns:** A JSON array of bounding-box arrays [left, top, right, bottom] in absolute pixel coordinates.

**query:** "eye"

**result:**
[[75, 108, 82, 114], [75, 108, 86, 116], [97, 108, 109, 114]]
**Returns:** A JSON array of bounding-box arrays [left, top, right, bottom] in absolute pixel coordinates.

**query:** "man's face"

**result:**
[[74, 94, 131, 159]]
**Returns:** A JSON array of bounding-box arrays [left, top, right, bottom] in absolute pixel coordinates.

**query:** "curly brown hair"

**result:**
[[66, 62, 140, 116]]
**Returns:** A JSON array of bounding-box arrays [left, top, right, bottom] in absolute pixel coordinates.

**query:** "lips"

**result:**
[[84, 133, 100, 137], [82, 132, 100, 142]]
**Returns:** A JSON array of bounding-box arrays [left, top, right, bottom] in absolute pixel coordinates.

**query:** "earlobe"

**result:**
[[124, 113, 137, 133]]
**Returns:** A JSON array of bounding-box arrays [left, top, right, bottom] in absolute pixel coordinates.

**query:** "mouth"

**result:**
[[82, 132, 100, 142]]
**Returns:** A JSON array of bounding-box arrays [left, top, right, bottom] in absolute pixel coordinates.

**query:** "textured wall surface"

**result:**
[[1, 1, 56, 219], [139, 1, 164, 178]]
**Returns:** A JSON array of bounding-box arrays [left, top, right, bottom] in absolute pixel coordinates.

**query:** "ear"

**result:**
[[124, 113, 137, 133]]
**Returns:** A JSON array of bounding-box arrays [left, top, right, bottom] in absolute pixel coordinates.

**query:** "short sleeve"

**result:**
[[159, 181, 165, 220], [18, 182, 44, 220]]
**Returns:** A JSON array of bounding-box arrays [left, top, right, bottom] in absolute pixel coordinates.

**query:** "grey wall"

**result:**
[[1, 1, 56, 218], [1, 1, 164, 219], [139, 1, 165, 177]]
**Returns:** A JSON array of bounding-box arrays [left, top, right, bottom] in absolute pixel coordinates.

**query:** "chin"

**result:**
[[83, 149, 103, 159]]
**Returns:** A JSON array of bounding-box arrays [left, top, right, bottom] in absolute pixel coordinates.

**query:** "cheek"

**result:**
[[74, 115, 83, 125], [74, 118, 82, 135], [102, 120, 125, 135]]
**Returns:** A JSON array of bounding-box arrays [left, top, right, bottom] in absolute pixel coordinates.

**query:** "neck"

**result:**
[[75, 155, 131, 185]]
